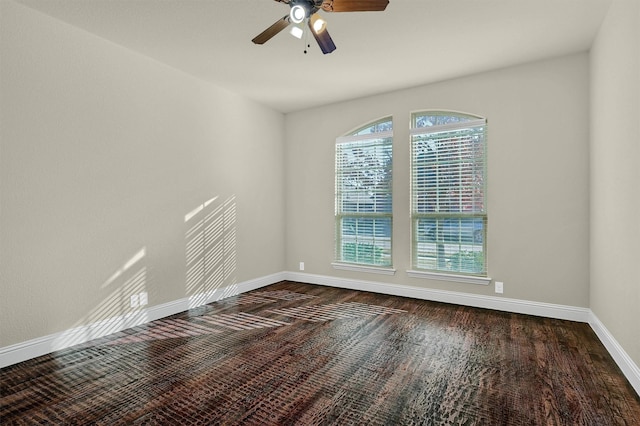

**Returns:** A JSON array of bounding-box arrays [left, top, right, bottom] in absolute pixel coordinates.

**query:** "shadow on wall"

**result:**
[[184, 195, 238, 308], [52, 247, 149, 350], [48, 195, 238, 352]]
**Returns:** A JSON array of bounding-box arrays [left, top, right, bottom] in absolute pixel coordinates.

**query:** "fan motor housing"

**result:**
[[289, 0, 321, 15]]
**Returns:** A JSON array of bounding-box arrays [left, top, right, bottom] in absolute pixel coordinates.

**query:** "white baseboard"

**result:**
[[285, 271, 590, 322], [588, 312, 640, 396], [0, 272, 285, 369]]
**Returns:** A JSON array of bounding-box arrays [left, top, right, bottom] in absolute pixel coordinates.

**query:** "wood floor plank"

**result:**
[[1, 281, 639, 425]]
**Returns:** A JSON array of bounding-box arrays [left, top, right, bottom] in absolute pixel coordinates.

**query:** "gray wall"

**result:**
[[590, 0, 640, 367], [285, 53, 591, 307], [0, 1, 286, 347]]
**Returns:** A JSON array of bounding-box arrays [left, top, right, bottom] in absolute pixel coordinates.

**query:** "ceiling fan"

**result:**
[[252, 0, 389, 54]]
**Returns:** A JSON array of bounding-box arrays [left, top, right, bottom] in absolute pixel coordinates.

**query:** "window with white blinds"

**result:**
[[411, 112, 487, 276], [335, 118, 393, 268]]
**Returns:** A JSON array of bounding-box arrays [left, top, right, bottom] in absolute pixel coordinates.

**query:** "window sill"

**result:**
[[406, 269, 491, 286], [332, 262, 396, 276]]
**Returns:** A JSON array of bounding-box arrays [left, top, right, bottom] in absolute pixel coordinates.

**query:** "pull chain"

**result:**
[[303, 19, 311, 54]]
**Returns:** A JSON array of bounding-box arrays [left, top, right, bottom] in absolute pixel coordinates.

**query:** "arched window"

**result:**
[[410, 111, 487, 278], [334, 118, 393, 269]]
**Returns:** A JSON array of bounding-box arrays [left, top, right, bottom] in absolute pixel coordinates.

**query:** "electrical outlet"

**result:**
[[299, 262, 305, 271], [139, 292, 148, 306], [495, 281, 504, 294], [130, 294, 140, 308]]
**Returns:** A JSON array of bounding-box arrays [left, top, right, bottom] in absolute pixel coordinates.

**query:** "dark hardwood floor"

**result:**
[[2, 281, 639, 425]]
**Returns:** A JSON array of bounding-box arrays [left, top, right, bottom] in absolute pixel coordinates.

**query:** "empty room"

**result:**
[[1, 0, 639, 424]]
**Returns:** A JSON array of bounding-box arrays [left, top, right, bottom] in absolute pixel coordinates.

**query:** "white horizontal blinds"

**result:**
[[411, 112, 487, 276], [336, 138, 393, 213], [336, 119, 392, 267], [412, 124, 486, 215]]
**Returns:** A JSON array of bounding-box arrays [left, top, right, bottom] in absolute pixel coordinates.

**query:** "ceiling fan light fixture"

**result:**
[[310, 14, 327, 33], [308, 15, 336, 54], [290, 25, 304, 39], [290, 5, 306, 24]]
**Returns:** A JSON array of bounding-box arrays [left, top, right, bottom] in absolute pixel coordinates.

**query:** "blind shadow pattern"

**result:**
[[268, 302, 406, 322], [185, 196, 237, 307], [52, 247, 149, 350]]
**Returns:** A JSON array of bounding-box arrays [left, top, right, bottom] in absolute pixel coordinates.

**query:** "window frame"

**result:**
[[333, 118, 395, 274], [408, 111, 490, 285]]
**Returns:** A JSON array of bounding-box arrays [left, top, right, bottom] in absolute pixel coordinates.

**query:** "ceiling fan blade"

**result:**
[[321, 0, 389, 12], [252, 15, 290, 45], [308, 19, 336, 54]]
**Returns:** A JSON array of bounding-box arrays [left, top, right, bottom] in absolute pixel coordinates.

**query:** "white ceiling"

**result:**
[[16, 0, 612, 113]]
